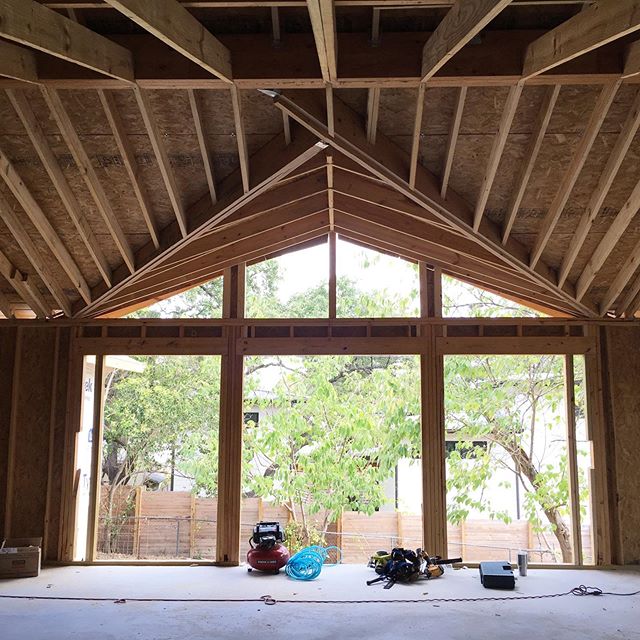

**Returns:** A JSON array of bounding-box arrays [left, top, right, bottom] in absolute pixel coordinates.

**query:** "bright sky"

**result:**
[[275, 237, 419, 301]]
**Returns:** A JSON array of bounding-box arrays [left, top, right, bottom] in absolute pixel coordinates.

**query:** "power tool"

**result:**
[[367, 548, 462, 589], [246, 521, 290, 573]]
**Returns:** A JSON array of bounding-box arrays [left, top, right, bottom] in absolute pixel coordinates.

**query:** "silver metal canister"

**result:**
[[517, 551, 528, 576]]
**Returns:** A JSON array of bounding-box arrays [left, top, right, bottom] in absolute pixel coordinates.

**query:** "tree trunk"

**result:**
[[491, 437, 573, 563]]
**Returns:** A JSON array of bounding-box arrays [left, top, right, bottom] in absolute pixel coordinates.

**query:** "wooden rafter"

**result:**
[[72, 129, 324, 316], [91, 215, 330, 314], [0, 0, 134, 82], [133, 86, 189, 238], [98, 89, 160, 249], [231, 85, 250, 193], [529, 80, 619, 269], [0, 191, 71, 316], [409, 85, 426, 189], [563, 89, 640, 291], [502, 84, 560, 244], [600, 232, 640, 315], [0, 287, 13, 319], [366, 88, 380, 145], [272, 91, 596, 316], [523, 0, 640, 79], [440, 86, 466, 199], [0, 249, 50, 317], [420, 0, 512, 82], [42, 87, 136, 273], [0, 146, 91, 303], [623, 39, 640, 78], [188, 89, 218, 207], [473, 82, 523, 231], [104, 0, 232, 83], [584, 177, 640, 311], [6, 89, 112, 287], [307, 0, 337, 83], [0, 40, 38, 84]]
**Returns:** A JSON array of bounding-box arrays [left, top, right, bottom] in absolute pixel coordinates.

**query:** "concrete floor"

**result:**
[[1, 564, 639, 639]]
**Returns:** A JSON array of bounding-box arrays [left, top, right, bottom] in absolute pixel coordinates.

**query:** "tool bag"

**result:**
[[366, 548, 423, 589]]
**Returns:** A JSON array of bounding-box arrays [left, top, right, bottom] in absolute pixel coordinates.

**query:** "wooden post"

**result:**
[[584, 326, 612, 565], [133, 485, 142, 559], [421, 323, 447, 556], [59, 342, 84, 562], [4, 326, 22, 539], [216, 264, 245, 565], [189, 492, 196, 558], [43, 328, 61, 561], [396, 511, 404, 547], [419, 262, 442, 319], [563, 354, 583, 565], [328, 230, 337, 318], [86, 354, 105, 562]]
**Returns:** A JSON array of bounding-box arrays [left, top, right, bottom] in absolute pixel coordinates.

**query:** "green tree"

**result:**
[[241, 354, 420, 543], [101, 355, 221, 551], [444, 354, 575, 562]]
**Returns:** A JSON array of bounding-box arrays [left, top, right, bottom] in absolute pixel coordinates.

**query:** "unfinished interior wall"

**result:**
[[603, 325, 640, 565], [0, 325, 71, 561]]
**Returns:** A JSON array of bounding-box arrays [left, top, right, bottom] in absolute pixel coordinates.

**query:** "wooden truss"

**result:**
[[1, 0, 640, 319]]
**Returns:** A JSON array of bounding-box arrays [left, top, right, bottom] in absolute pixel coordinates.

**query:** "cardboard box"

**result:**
[[0, 537, 42, 578]]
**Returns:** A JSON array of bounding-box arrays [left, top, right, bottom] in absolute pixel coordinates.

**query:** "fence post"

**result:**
[[190, 493, 196, 558], [460, 519, 466, 559], [133, 486, 142, 559], [257, 497, 264, 522], [396, 511, 403, 547]]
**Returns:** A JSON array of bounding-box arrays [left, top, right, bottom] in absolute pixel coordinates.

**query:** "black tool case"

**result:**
[[479, 561, 516, 589]]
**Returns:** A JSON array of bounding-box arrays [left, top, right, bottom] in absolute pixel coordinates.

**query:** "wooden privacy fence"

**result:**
[[97, 488, 592, 563]]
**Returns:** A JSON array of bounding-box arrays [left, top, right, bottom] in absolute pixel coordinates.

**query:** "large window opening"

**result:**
[[245, 243, 329, 318], [241, 354, 422, 563], [336, 238, 420, 317], [444, 353, 593, 565], [76, 354, 222, 562]]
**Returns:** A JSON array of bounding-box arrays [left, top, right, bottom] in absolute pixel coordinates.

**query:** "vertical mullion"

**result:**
[[564, 354, 583, 565], [329, 231, 337, 318]]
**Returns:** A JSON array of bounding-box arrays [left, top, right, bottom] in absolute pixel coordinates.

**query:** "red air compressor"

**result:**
[[246, 522, 290, 573]]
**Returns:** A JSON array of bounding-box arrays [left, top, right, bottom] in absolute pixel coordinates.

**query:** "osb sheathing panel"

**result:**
[[7, 327, 56, 539], [605, 325, 640, 564], [0, 326, 17, 536], [0, 183, 78, 298]]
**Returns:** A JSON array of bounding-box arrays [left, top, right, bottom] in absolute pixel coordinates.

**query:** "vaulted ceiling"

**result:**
[[1, 0, 640, 318]]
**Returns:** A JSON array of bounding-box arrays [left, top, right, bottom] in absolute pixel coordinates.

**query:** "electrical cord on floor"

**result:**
[[0, 585, 638, 605]]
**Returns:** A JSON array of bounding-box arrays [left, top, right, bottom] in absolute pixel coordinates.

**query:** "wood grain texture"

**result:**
[[0, 0, 134, 82], [421, 0, 512, 82], [105, 0, 232, 82], [0, 40, 38, 84], [523, 0, 640, 79]]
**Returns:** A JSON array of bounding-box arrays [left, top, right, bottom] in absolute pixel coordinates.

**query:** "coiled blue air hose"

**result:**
[[285, 545, 341, 581]]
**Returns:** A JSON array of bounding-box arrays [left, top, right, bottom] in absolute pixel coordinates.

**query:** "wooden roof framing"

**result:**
[[1, 0, 640, 319]]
